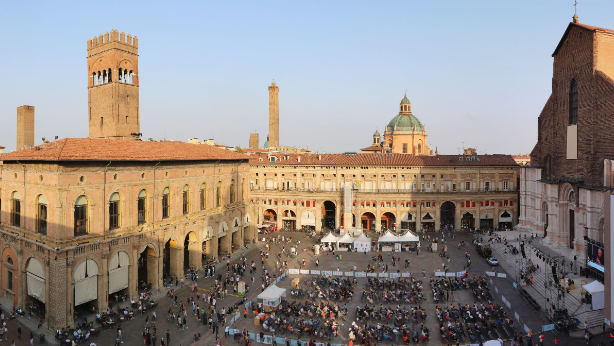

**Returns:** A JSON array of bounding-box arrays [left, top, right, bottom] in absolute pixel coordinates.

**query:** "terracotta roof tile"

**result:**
[[360, 145, 382, 152], [247, 153, 518, 167], [0, 138, 247, 162]]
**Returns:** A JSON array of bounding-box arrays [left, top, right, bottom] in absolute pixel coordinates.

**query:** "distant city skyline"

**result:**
[[1, 1, 613, 154]]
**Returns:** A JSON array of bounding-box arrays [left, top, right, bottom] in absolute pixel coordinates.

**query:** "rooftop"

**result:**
[[247, 152, 518, 167], [0, 138, 247, 162]]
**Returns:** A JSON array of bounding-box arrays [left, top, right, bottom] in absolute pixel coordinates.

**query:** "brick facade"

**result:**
[[520, 17, 614, 328], [16, 105, 34, 150], [87, 29, 140, 139], [248, 153, 519, 233]]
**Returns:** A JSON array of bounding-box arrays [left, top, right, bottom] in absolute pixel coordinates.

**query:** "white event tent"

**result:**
[[353, 233, 372, 252], [582, 280, 605, 310], [320, 232, 339, 250], [258, 284, 287, 309]]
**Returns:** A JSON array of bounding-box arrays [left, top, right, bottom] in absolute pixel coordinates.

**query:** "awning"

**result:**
[[257, 284, 287, 300], [109, 251, 129, 294], [27, 259, 45, 303], [75, 260, 99, 306]]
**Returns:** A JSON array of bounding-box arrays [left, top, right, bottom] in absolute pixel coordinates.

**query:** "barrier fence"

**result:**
[[284, 267, 484, 278]]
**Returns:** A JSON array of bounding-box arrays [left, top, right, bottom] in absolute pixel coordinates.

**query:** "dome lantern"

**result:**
[[400, 93, 411, 114]]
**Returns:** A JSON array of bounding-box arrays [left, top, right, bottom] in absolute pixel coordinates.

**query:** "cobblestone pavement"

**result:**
[[23, 230, 610, 346]]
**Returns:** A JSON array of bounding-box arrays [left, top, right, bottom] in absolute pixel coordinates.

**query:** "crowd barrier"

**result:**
[[283, 268, 498, 278]]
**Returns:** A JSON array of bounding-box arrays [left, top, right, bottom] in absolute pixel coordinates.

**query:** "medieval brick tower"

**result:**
[[87, 29, 140, 139], [16, 105, 35, 150], [268, 80, 279, 149]]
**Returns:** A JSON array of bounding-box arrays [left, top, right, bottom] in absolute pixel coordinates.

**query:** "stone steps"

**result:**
[[487, 240, 602, 328]]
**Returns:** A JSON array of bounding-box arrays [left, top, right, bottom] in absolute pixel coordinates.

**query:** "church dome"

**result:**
[[400, 93, 410, 104], [373, 129, 380, 137], [386, 113, 424, 132]]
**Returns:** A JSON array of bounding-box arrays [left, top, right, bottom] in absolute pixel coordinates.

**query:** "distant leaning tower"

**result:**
[[268, 80, 279, 149], [87, 29, 140, 139]]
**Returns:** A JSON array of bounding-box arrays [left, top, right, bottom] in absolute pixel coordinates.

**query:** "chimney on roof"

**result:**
[[318, 154, 321, 160], [573, 14, 579, 23], [298, 156, 301, 163]]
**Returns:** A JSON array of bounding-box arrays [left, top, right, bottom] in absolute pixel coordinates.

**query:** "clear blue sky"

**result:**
[[1, 1, 612, 154]]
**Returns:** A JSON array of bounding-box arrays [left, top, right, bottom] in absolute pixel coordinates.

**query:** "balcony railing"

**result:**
[[252, 187, 516, 194]]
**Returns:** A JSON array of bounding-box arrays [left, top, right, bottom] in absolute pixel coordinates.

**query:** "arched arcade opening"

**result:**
[[322, 201, 336, 230], [440, 201, 455, 229], [361, 212, 375, 231]]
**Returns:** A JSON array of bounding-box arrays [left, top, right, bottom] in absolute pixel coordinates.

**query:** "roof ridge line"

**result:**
[[56, 138, 68, 161]]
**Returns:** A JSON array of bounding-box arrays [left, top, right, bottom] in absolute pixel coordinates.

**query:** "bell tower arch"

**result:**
[[87, 29, 140, 139]]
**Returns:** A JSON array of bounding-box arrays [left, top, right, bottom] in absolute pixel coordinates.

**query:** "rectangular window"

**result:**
[[485, 182, 490, 191], [11, 199, 20, 227], [200, 189, 206, 210], [452, 183, 456, 192], [183, 191, 189, 214], [74, 205, 88, 235], [109, 200, 120, 229], [162, 194, 170, 219], [7, 271, 13, 291], [504, 181, 509, 190], [138, 197, 146, 224], [37, 204, 47, 235], [465, 182, 471, 191], [402, 143, 408, 153]]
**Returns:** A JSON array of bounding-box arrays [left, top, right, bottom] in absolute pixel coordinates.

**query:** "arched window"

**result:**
[[92, 73, 97, 86], [200, 183, 207, 210], [11, 192, 21, 227], [119, 68, 123, 83], [229, 179, 235, 204], [216, 181, 223, 208], [109, 192, 120, 230], [182, 185, 190, 215], [108, 68, 112, 83], [417, 143, 422, 154], [138, 190, 147, 225], [103, 69, 107, 83], [129, 70, 133, 84], [569, 79, 578, 124], [162, 187, 170, 219], [36, 195, 48, 235], [7, 257, 13, 265], [74, 196, 89, 236]]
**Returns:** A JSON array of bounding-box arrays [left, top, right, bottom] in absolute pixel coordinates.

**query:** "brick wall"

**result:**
[[532, 24, 614, 186]]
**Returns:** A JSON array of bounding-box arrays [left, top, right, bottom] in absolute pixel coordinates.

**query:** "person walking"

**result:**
[[17, 326, 21, 340], [117, 326, 123, 343], [152, 310, 156, 323], [166, 329, 171, 346], [152, 330, 157, 346]]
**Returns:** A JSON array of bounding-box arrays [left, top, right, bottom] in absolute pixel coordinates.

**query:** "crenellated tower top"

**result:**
[[87, 29, 138, 52]]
